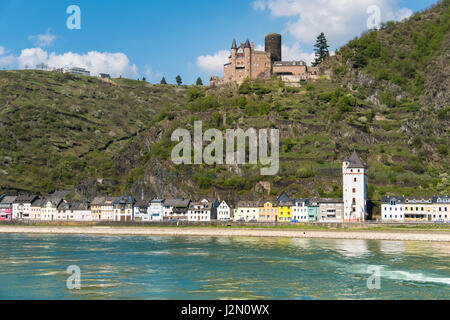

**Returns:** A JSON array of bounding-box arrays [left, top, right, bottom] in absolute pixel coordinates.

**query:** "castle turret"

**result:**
[[265, 33, 282, 62], [231, 39, 237, 59], [342, 151, 367, 222], [244, 38, 252, 79]]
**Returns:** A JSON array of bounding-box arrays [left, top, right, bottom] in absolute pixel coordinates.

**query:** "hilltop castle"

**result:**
[[210, 33, 319, 87]]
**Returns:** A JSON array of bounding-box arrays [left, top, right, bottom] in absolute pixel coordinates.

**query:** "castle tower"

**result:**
[[231, 39, 237, 57], [244, 38, 252, 79], [265, 33, 282, 62], [342, 151, 367, 222]]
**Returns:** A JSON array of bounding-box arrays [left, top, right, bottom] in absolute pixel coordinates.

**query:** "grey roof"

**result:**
[[293, 198, 309, 205], [244, 38, 251, 48], [164, 198, 190, 208], [381, 196, 405, 204], [91, 196, 106, 206], [70, 202, 90, 210], [13, 195, 38, 204], [31, 197, 45, 207], [316, 198, 343, 204], [235, 201, 263, 208], [0, 196, 17, 205], [344, 151, 366, 169], [404, 197, 433, 204], [276, 192, 291, 202], [136, 199, 151, 207], [432, 196, 450, 204]]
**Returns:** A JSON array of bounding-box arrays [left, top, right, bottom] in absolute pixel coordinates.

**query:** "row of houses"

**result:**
[[381, 196, 450, 223], [0, 190, 362, 223], [0, 151, 370, 223]]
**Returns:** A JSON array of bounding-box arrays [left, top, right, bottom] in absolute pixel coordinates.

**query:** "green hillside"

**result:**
[[0, 1, 448, 217]]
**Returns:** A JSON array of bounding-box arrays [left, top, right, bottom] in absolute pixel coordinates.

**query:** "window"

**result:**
[[354, 178, 357, 182], [352, 188, 356, 193]]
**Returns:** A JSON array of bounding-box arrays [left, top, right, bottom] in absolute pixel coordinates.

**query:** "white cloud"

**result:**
[[144, 65, 162, 80], [252, 0, 267, 11], [282, 43, 315, 65], [29, 30, 57, 47], [16, 48, 138, 77], [0, 46, 16, 68], [252, 0, 414, 47], [196, 50, 230, 74]]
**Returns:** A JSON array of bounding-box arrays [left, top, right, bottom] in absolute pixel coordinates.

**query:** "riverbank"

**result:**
[[1, 225, 449, 242]]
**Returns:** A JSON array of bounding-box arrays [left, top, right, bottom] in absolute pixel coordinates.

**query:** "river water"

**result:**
[[0, 234, 448, 299]]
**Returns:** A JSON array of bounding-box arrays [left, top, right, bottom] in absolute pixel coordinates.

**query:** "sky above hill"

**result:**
[[0, 0, 440, 84]]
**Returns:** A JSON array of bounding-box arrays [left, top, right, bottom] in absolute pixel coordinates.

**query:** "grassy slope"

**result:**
[[0, 2, 448, 218]]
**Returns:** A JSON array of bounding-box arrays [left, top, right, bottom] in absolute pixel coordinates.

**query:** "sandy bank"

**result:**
[[0, 226, 449, 242]]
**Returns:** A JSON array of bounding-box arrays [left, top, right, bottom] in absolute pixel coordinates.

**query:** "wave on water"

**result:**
[[348, 264, 450, 286]]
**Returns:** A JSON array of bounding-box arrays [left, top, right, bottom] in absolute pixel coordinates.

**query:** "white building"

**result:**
[[343, 151, 367, 222], [29, 198, 44, 220], [113, 196, 135, 222], [292, 199, 309, 222], [217, 200, 232, 221], [187, 199, 217, 222], [12, 195, 38, 220], [234, 201, 260, 222], [41, 198, 64, 221], [149, 199, 164, 221], [381, 196, 405, 222], [134, 199, 151, 221], [163, 198, 191, 221], [432, 196, 450, 223]]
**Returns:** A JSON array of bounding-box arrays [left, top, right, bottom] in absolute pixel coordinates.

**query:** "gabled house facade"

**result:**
[[41, 198, 64, 221], [149, 199, 165, 221], [187, 199, 218, 222], [0, 196, 17, 221], [113, 196, 135, 222], [12, 195, 38, 220], [258, 201, 278, 222], [101, 197, 115, 221], [292, 199, 309, 222], [135, 199, 151, 221], [234, 201, 261, 222], [217, 200, 232, 221], [277, 201, 293, 222], [164, 198, 191, 221], [318, 198, 344, 222]]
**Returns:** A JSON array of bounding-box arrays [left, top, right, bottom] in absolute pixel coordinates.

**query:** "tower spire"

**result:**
[[232, 39, 237, 49]]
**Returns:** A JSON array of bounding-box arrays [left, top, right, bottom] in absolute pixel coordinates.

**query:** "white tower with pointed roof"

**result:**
[[343, 151, 367, 222]]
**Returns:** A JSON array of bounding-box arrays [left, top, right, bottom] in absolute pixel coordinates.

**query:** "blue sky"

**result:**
[[0, 0, 440, 84]]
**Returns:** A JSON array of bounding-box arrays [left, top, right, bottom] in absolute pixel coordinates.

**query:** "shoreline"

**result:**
[[1, 226, 450, 242]]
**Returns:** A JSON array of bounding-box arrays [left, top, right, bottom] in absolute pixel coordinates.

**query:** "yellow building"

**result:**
[[403, 197, 433, 221], [277, 201, 293, 222], [258, 201, 278, 222]]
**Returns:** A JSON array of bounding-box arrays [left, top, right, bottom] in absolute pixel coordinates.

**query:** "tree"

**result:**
[[176, 75, 182, 86], [142, 77, 146, 82], [196, 77, 203, 86], [312, 32, 330, 66], [160, 77, 167, 85]]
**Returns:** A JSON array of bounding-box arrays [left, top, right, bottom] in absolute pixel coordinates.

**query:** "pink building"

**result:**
[[0, 196, 17, 221]]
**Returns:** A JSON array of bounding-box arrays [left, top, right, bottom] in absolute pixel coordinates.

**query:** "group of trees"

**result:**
[[158, 76, 203, 86]]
